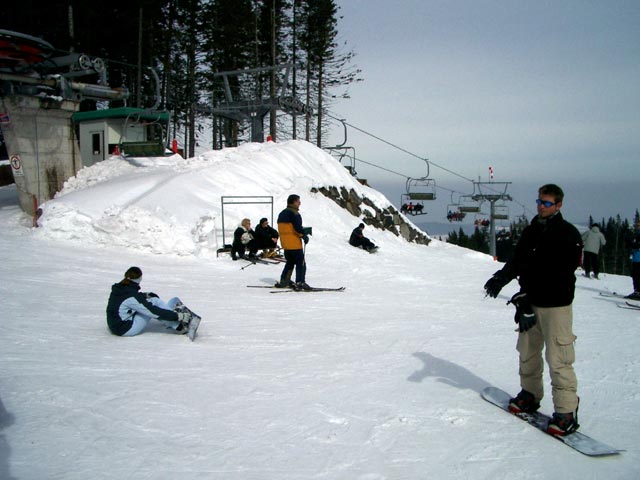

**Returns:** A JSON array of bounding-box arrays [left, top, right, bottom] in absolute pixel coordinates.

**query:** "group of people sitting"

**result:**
[[400, 202, 424, 215], [474, 218, 491, 227], [231, 217, 280, 260], [233, 217, 379, 259], [446, 210, 467, 222]]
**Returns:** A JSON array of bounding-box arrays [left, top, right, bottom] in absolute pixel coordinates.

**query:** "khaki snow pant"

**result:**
[[516, 304, 578, 413]]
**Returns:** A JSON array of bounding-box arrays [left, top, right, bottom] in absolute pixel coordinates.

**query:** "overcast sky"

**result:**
[[328, 0, 639, 223]]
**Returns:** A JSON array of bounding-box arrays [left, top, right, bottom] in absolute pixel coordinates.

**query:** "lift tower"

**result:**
[[471, 181, 512, 259]]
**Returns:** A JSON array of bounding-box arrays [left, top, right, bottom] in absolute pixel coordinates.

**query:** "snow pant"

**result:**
[[632, 262, 640, 292], [516, 304, 578, 414], [123, 297, 181, 337], [232, 240, 258, 259], [351, 237, 376, 250], [280, 249, 306, 284], [583, 251, 600, 277]]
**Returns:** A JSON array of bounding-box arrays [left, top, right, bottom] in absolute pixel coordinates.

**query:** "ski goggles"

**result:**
[[536, 199, 556, 208]]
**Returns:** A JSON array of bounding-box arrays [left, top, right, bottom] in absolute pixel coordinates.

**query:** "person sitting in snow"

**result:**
[[106, 266, 193, 337], [253, 217, 280, 257], [349, 223, 377, 252], [231, 218, 258, 260]]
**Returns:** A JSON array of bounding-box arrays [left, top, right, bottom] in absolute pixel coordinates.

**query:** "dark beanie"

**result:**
[[125, 266, 142, 279], [124, 266, 143, 284], [287, 194, 300, 205], [259, 217, 268, 225]]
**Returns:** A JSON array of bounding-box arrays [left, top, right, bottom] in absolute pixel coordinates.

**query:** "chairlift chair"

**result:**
[[492, 204, 509, 221], [458, 194, 481, 213], [400, 193, 427, 215]]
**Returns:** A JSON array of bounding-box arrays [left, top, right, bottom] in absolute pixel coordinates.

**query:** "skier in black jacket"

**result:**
[[484, 184, 583, 436], [106, 266, 192, 336]]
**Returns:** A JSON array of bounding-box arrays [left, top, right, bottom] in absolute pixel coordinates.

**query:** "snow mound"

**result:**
[[38, 140, 411, 256]]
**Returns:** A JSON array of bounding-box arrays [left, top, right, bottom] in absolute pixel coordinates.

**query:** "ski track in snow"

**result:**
[[1, 141, 639, 479]]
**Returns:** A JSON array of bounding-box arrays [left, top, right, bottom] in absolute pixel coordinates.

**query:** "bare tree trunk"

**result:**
[[316, 60, 323, 147]]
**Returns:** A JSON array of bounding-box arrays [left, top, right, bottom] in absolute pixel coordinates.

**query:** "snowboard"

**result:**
[[187, 314, 201, 342], [175, 301, 202, 342], [481, 386, 622, 457]]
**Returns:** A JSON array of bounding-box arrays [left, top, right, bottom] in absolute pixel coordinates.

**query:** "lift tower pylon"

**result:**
[[471, 181, 512, 259]]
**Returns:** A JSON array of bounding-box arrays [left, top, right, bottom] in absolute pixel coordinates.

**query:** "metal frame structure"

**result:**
[[220, 195, 274, 247], [211, 64, 306, 143], [325, 118, 357, 176]]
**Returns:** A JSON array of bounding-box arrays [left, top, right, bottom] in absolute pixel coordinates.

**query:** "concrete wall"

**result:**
[[1, 95, 81, 215]]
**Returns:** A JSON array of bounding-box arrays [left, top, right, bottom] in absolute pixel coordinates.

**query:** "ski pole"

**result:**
[[240, 260, 256, 271]]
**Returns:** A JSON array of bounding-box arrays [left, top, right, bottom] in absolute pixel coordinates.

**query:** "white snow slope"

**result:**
[[0, 140, 638, 480]]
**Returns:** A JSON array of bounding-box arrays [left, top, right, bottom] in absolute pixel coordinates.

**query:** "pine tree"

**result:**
[[298, 0, 361, 146]]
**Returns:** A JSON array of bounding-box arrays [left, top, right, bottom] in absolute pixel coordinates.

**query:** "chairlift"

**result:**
[[473, 212, 491, 228], [119, 110, 169, 156], [325, 118, 358, 176], [327, 146, 357, 177], [405, 159, 436, 201], [446, 192, 466, 222], [400, 194, 427, 216], [492, 204, 509, 221], [458, 194, 482, 213]]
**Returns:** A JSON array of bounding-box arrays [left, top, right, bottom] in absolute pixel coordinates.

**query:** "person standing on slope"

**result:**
[[483, 184, 584, 436], [276, 194, 310, 291], [581, 224, 606, 279], [106, 266, 193, 336], [626, 221, 640, 300]]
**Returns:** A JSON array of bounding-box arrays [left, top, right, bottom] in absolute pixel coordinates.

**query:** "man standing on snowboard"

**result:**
[[484, 184, 583, 436]]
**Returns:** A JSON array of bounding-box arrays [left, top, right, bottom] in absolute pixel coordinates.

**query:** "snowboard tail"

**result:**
[[481, 386, 622, 456]]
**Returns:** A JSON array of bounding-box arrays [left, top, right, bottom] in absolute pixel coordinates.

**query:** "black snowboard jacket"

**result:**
[[498, 212, 583, 308]]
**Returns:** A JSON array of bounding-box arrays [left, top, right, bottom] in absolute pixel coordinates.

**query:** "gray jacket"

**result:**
[[582, 225, 606, 254]]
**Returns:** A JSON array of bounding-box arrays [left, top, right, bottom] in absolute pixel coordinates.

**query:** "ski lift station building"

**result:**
[[72, 107, 170, 166]]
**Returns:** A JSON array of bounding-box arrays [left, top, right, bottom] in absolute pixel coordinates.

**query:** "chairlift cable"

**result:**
[[326, 112, 535, 218], [326, 112, 474, 183]]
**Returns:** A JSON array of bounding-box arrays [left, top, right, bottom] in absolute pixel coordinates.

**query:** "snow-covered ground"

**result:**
[[1, 141, 638, 479]]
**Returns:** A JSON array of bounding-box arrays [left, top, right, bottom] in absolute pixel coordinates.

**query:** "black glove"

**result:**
[[302, 234, 309, 245], [484, 271, 509, 298], [508, 291, 537, 332], [146, 292, 159, 299]]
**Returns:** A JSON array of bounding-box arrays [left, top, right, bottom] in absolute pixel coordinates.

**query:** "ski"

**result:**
[[239, 257, 274, 269], [270, 286, 345, 293], [259, 258, 282, 264], [598, 291, 628, 299], [617, 302, 640, 310], [263, 256, 286, 262], [247, 285, 345, 292], [481, 387, 623, 457]]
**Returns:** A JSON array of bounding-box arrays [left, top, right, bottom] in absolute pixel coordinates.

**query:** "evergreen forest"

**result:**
[[447, 211, 640, 277], [3, 0, 361, 156]]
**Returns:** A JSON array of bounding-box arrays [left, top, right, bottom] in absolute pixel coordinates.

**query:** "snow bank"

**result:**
[[38, 141, 411, 256]]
